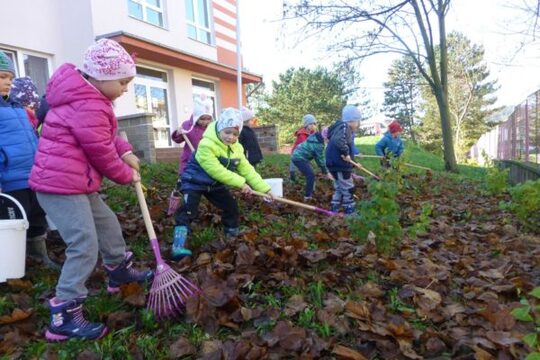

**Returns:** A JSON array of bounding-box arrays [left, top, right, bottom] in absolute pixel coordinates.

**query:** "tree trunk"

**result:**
[[436, 90, 458, 171]]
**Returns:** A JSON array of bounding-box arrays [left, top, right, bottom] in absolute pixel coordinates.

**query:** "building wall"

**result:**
[[89, 0, 217, 61]]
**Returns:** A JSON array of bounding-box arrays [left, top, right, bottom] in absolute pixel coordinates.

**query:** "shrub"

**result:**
[[504, 179, 540, 233]]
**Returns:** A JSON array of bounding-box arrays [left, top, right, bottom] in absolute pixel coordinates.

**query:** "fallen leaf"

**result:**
[[169, 337, 196, 358], [0, 308, 32, 324], [332, 345, 368, 360]]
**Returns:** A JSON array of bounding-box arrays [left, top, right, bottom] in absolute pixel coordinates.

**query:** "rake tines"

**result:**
[[147, 261, 200, 319], [133, 180, 200, 320]]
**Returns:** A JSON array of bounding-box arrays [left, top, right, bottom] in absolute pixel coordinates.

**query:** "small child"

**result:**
[[289, 114, 317, 182], [0, 52, 58, 270], [172, 108, 273, 260], [375, 120, 404, 167], [171, 99, 214, 174], [239, 107, 263, 168], [9, 76, 41, 131], [29, 39, 153, 341], [291, 127, 333, 201], [325, 105, 361, 215]]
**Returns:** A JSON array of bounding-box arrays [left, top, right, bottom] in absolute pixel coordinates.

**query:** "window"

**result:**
[[134, 66, 172, 147], [0, 48, 50, 95], [185, 0, 212, 44], [192, 78, 217, 119], [128, 0, 164, 27]]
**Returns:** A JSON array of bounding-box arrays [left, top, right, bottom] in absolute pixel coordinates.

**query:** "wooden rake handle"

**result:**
[[358, 154, 432, 171], [347, 159, 381, 180], [182, 133, 195, 152], [134, 181, 157, 240], [251, 191, 338, 217]]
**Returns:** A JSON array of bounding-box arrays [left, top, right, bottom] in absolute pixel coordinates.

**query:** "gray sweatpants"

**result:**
[[330, 171, 355, 207], [36, 192, 126, 301]]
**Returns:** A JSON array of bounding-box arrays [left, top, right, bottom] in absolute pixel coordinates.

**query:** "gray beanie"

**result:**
[[0, 51, 16, 75], [303, 114, 316, 127], [342, 105, 361, 123]]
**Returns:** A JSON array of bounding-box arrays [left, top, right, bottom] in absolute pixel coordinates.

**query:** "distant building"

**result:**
[[360, 114, 392, 135], [1, 0, 262, 161]]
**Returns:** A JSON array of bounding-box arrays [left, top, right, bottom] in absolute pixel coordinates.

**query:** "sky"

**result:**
[[239, 0, 540, 112]]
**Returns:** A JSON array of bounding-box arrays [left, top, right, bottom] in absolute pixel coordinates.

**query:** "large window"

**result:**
[[0, 48, 50, 95], [128, 0, 164, 27], [134, 66, 172, 148], [185, 0, 212, 44]]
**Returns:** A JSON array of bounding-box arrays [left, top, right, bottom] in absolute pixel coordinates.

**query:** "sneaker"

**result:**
[[104, 252, 153, 293], [304, 196, 313, 202], [224, 227, 240, 240], [172, 225, 192, 260], [45, 297, 108, 341]]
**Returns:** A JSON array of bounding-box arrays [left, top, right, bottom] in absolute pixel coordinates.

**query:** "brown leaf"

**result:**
[[284, 295, 308, 316], [298, 249, 327, 263], [358, 282, 385, 298], [397, 338, 422, 359], [235, 243, 256, 266], [76, 350, 101, 360], [485, 331, 521, 347], [169, 337, 196, 358], [425, 336, 447, 354], [442, 303, 466, 319], [473, 345, 496, 360], [332, 345, 368, 360], [120, 283, 146, 307], [195, 252, 212, 266], [479, 269, 505, 280], [344, 301, 370, 321], [412, 286, 441, 311], [106, 311, 135, 330], [6, 278, 32, 290], [201, 340, 223, 359], [0, 308, 32, 324]]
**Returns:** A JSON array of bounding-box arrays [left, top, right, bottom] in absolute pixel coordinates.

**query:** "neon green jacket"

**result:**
[[182, 122, 270, 193]]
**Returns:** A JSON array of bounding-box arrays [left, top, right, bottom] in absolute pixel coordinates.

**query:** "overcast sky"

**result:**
[[239, 0, 540, 111]]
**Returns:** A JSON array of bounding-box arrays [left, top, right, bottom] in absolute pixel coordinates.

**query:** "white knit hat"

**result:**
[[217, 108, 243, 133]]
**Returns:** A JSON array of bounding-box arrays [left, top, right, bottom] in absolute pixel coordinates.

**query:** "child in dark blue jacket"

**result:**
[[325, 105, 361, 215], [375, 120, 404, 167], [0, 51, 57, 269]]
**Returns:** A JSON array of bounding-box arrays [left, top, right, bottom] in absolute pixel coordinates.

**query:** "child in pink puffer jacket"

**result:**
[[29, 39, 152, 342]]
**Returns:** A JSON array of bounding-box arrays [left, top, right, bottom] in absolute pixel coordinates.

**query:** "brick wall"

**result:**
[[118, 113, 156, 163], [252, 124, 279, 154]]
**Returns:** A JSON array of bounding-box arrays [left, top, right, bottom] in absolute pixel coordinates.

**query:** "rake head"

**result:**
[[147, 263, 200, 319]]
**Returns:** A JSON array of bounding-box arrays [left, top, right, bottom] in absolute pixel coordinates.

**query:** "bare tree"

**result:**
[[284, 0, 458, 171]]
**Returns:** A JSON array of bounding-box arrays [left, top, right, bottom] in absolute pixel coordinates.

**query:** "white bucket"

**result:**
[[0, 194, 28, 283], [264, 178, 283, 197]]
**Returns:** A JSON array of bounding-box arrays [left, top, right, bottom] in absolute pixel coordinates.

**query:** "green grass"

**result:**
[[355, 136, 487, 181]]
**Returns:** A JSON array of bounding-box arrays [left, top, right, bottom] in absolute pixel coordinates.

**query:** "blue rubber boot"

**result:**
[[45, 297, 107, 342], [172, 225, 192, 260], [104, 252, 153, 293]]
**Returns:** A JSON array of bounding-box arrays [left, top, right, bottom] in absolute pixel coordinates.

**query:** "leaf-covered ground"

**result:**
[[0, 157, 539, 359]]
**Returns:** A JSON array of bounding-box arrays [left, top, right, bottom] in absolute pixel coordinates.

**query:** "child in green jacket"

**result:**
[[172, 108, 273, 259], [291, 127, 333, 200]]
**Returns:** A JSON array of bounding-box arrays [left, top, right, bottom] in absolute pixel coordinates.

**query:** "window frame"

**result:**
[[134, 65, 173, 148], [0, 47, 52, 95], [185, 0, 214, 45], [128, 0, 165, 28]]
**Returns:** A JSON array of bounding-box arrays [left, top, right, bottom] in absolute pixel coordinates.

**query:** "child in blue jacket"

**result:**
[[375, 120, 404, 167], [0, 51, 57, 269], [325, 105, 361, 215]]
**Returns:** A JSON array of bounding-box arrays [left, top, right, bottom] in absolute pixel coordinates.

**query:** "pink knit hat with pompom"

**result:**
[[83, 39, 136, 81]]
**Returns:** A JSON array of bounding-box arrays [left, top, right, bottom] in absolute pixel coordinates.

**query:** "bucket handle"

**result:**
[[0, 193, 28, 223]]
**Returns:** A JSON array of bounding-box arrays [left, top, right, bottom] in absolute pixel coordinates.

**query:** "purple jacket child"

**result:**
[[171, 100, 213, 174]]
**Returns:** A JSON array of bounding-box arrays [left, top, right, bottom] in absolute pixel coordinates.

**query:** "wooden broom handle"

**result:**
[[348, 159, 379, 178], [182, 133, 195, 152], [134, 181, 157, 240], [251, 191, 321, 212]]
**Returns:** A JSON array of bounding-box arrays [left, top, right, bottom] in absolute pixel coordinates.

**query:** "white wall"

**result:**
[[89, 0, 217, 61]]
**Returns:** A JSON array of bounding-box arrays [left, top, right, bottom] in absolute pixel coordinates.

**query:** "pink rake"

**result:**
[[134, 181, 200, 319], [251, 191, 341, 217]]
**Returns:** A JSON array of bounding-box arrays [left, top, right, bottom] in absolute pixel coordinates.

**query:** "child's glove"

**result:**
[[241, 184, 253, 194], [263, 190, 274, 202], [131, 169, 141, 183]]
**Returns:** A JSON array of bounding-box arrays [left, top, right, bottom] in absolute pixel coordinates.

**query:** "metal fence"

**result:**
[[470, 89, 540, 165]]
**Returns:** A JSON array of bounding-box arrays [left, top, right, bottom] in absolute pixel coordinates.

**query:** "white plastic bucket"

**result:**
[[264, 178, 283, 197], [0, 194, 28, 283]]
